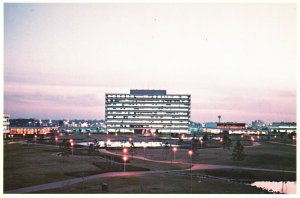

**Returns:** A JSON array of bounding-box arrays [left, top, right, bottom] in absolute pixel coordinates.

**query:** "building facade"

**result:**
[[105, 89, 191, 134], [269, 122, 297, 133], [9, 126, 54, 135], [217, 122, 246, 131], [3, 114, 10, 139]]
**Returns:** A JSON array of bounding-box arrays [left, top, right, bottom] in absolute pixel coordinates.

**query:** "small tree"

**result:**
[[232, 140, 245, 161], [202, 133, 208, 141], [191, 139, 199, 156], [222, 132, 232, 150], [129, 142, 137, 160]]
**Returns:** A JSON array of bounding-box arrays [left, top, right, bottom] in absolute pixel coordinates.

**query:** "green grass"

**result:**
[[35, 173, 270, 194], [202, 169, 296, 181], [3, 143, 146, 191], [191, 142, 296, 170], [4, 140, 296, 193]]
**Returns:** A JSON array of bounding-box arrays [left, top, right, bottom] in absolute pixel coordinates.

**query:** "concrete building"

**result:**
[[3, 114, 10, 139], [105, 89, 191, 134], [269, 122, 297, 134]]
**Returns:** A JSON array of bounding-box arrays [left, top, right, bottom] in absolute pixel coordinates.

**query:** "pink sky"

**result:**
[[4, 3, 296, 123]]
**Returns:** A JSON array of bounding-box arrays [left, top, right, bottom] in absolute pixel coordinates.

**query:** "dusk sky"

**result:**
[[4, 3, 296, 123]]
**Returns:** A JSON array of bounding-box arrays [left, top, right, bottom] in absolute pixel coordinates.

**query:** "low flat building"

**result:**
[[9, 126, 55, 135], [217, 122, 246, 131], [269, 122, 297, 133]]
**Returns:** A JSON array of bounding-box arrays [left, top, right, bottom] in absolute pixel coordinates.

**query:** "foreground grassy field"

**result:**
[[36, 172, 269, 194], [4, 139, 296, 193]]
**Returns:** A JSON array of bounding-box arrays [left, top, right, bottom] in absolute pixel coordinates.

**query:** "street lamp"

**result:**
[[88, 132, 91, 144], [200, 140, 203, 149], [55, 136, 58, 147], [123, 156, 128, 174], [71, 142, 74, 155], [23, 133, 25, 139], [172, 147, 177, 162], [129, 137, 132, 142], [34, 135, 37, 144], [292, 136, 296, 144], [123, 148, 128, 155], [188, 150, 193, 193]]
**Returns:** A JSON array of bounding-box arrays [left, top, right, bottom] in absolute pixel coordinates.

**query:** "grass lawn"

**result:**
[[36, 172, 269, 194], [4, 139, 296, 193], [3, 142, 148, 191], [199, 169, 296, 181], [193, 142, 296, 170]]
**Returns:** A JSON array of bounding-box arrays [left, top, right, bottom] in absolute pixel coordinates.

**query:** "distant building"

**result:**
[[3, 114, 10, 139], [251, 120, 266, 130], [105, 89, 191, 134], [9, 126, 54, 135], [269, 122, 297, 134], [189, 121, 202, 133], [217, 122, 246, 131]]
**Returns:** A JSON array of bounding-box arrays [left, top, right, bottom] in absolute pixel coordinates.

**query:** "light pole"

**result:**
[[292, 136, 296, 144], [88, 132, 91, 144], [200, 140, 203, 149], [69, 139, 74, 155], [172, 147, 177, 162], [71, 142, 74, 155], [188, 150, 193, 193], [34, 135, 37, 144], [123, 148, 128, 156], [123, 156, 127, 174], [55, 136, 58, 147]]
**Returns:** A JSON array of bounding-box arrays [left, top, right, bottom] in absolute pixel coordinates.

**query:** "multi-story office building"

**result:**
[[105, 89, 191, 134]]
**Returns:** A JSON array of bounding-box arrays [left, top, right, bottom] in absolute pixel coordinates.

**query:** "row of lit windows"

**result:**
[[106, 120, 188, 124], [106, 107, 189, 111], [106, 99, 190, 103], [106, 94, 190, 99], [106, 103, 190, 107], [106, 124, 188, 128], [107, 128, 189, 133], [106, 111, 189, 116], [106, 116, 188, 119]]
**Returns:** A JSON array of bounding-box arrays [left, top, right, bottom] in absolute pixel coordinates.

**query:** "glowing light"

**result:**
[[123, 148, 128, 153], [188, 150, 193, 156], [173, 147, 177, 152], [123, 156, 128, 161]]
